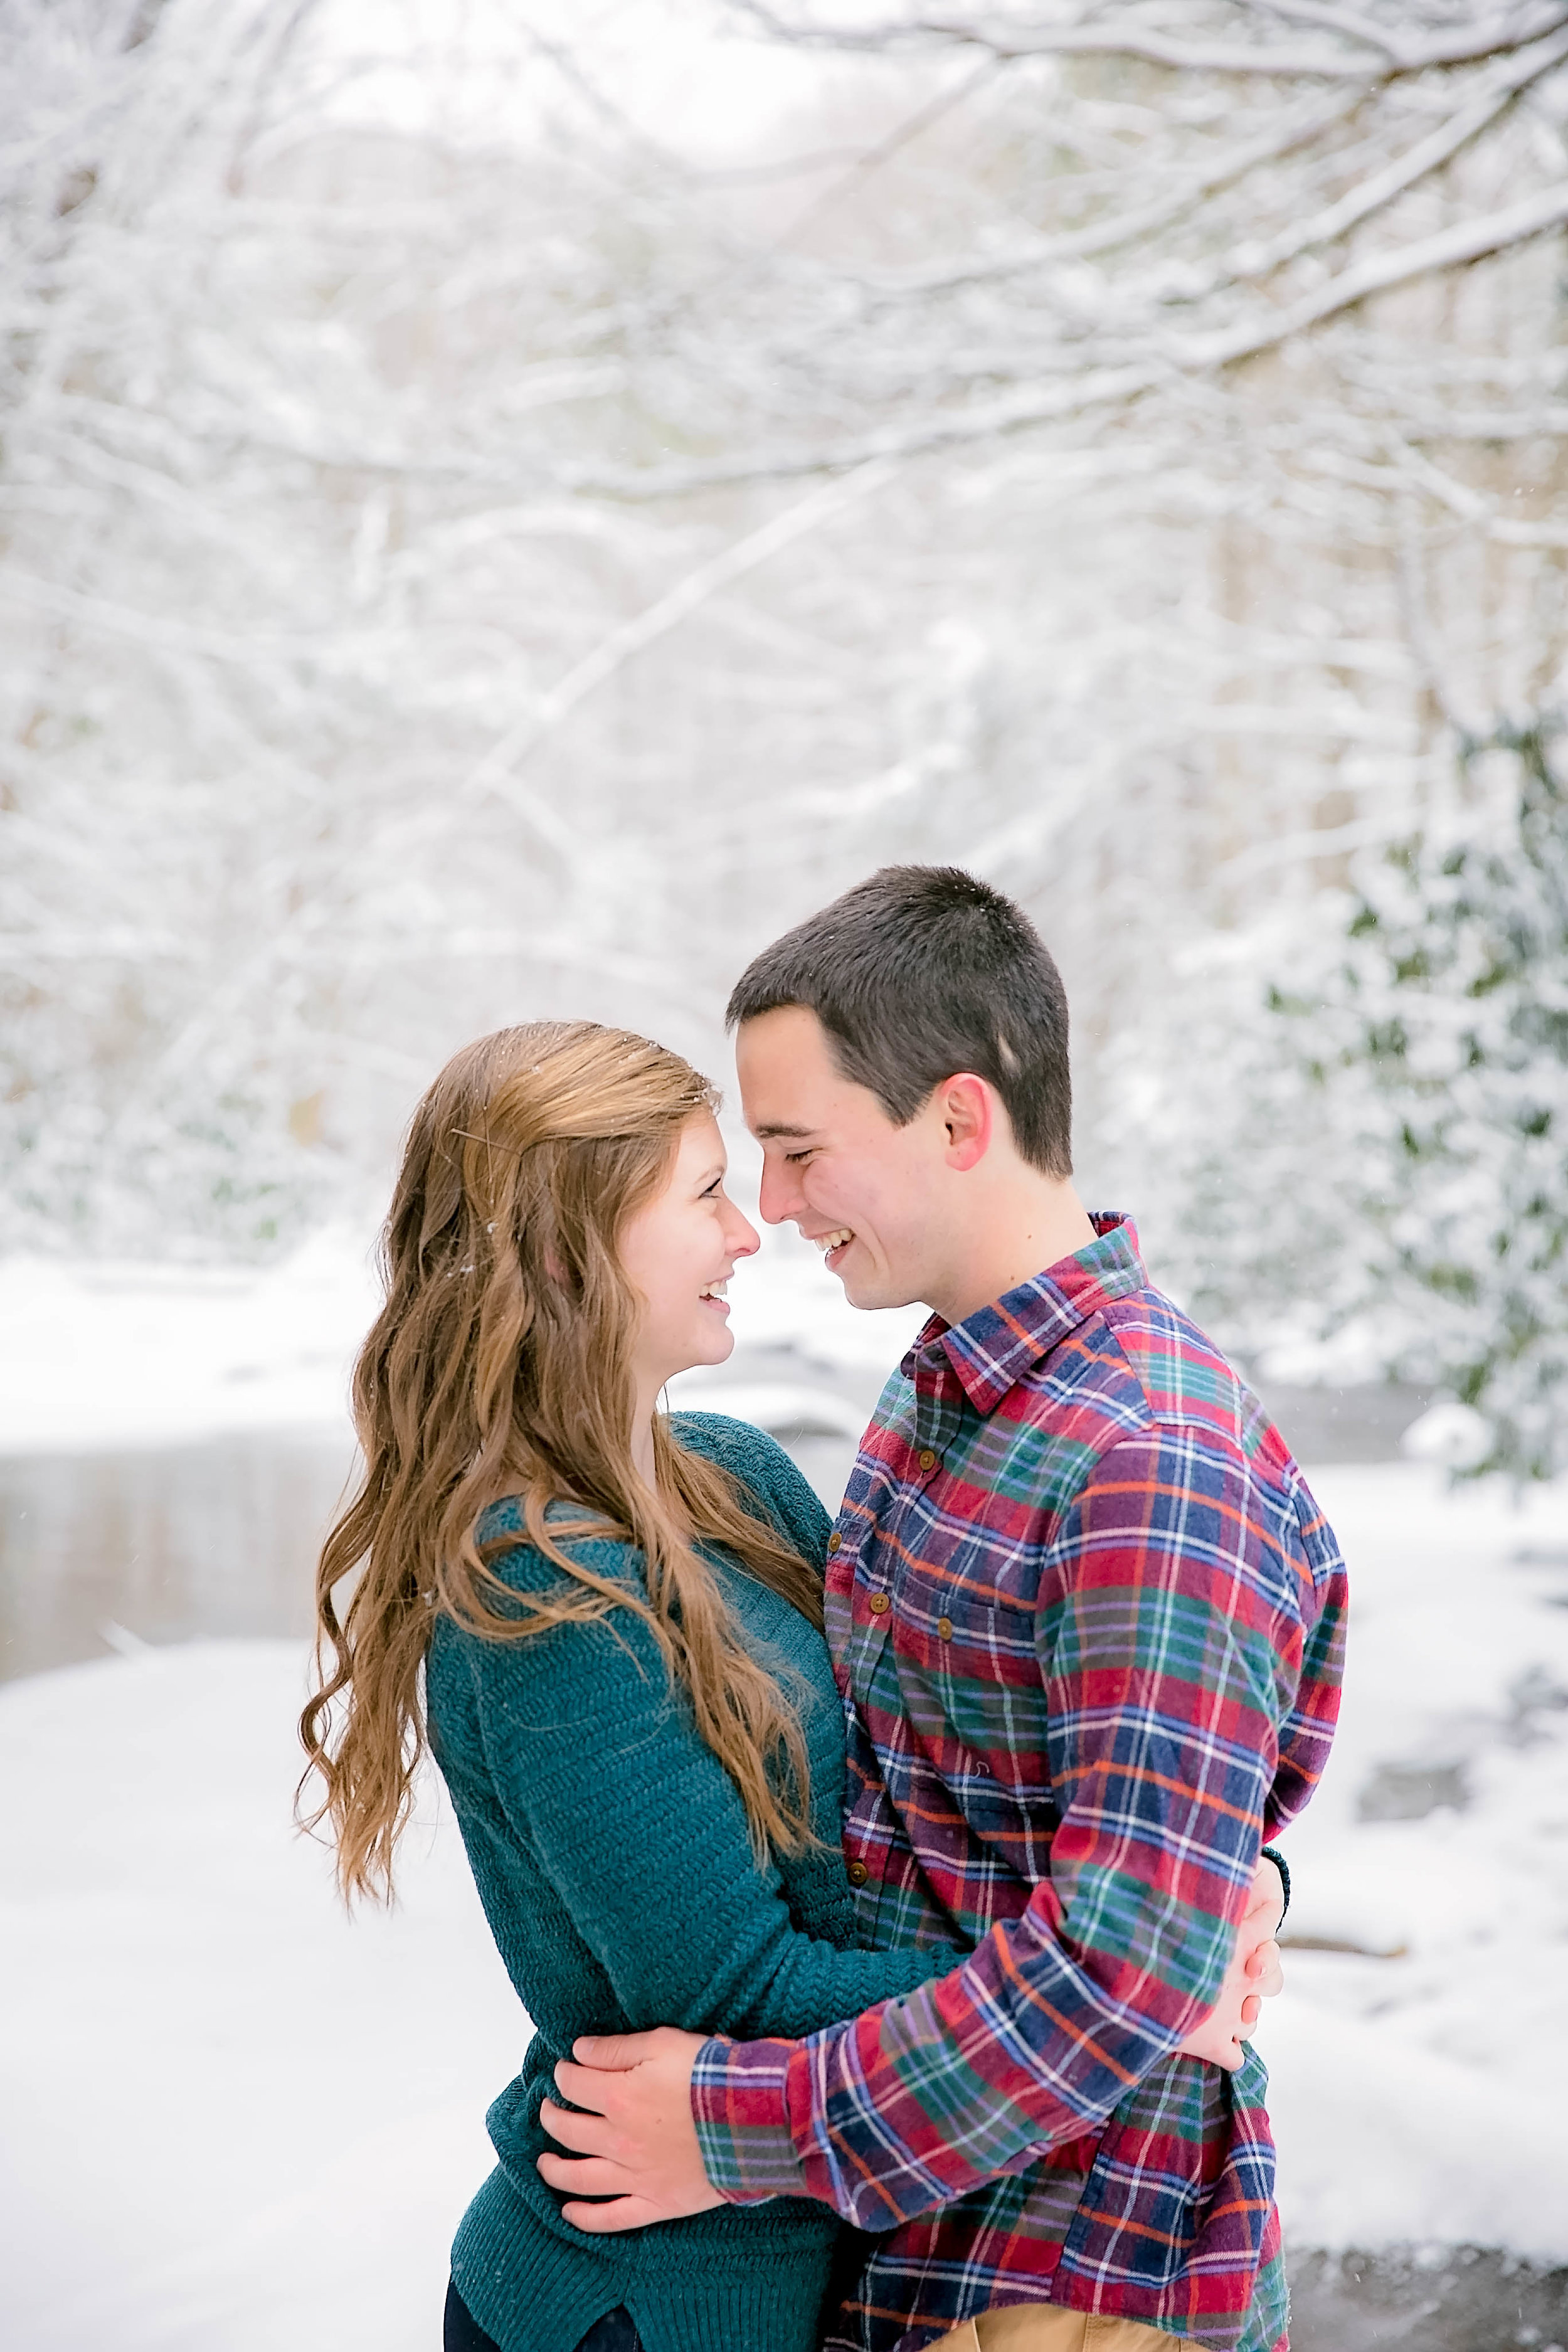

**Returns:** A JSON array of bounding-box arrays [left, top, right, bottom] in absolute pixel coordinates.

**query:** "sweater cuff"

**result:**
[[1261, 1843, 1291, 1922], [690, 2034, 808, 2204]]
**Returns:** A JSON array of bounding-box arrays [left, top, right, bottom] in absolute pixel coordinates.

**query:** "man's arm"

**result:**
[[543, 1430, 1307, 2229], [538, 1849, 1287, 2228]]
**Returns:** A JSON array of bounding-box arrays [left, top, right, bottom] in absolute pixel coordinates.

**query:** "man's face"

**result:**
[[735, 1005, 943, 1312]]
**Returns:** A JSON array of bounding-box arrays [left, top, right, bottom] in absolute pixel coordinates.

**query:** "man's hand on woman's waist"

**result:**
[[538, 2028, 719, 2232]]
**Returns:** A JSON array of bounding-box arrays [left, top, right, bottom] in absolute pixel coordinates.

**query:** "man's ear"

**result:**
[[940, 1074, 993, 1172]]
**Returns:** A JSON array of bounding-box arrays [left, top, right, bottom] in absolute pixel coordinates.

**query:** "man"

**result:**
[[538, 867, 1348, 2352]]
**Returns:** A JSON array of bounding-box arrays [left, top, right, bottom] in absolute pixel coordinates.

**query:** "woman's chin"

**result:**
[[691, 1316, 736, 1366], [659, 1326, 736, 1387]]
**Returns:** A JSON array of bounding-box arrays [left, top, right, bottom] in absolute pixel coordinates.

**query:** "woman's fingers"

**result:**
[[1175, 2016, 1246, 2069], [1244, 1938, 1285, 1999]]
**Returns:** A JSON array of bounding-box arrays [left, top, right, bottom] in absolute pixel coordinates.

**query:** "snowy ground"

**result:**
[[3, 1234, 1567, 2347], [1254, 1466, 1568, 2260]]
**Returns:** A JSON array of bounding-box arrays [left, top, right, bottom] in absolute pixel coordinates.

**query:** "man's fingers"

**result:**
[[552, 2060, 624, 2115], [561, 2194, 665, 2234], [571, 2032, 665, 2071], [539, 2096, 618, 2157], [537, 2151, 631, 2197]]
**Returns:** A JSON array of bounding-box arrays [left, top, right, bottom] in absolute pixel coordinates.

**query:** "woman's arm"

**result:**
[[463, 1551, 945, 2043]]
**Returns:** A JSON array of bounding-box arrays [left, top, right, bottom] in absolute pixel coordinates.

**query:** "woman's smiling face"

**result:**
[[618, 1111, 760, 1392]]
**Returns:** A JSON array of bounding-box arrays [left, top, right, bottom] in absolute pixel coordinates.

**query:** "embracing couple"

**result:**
[[302, 866, 1347, 2352]]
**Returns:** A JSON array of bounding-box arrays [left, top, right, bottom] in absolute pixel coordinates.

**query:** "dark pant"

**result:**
[[443, 2279, 644, 2352]]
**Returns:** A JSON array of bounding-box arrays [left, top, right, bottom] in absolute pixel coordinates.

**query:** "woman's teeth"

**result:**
[[699, 1280, 728, 1300], [817, 1229, 853, 1254]]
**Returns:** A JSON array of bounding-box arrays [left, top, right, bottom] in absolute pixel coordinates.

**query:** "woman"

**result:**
[[299, 1020, 951, 2352]]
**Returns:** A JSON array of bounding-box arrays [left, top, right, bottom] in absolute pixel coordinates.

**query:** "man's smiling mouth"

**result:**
[[815, 1229, 854, 1265]]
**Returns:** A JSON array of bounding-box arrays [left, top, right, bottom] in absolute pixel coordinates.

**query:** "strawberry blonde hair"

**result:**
[[299, 1020, 825, 1901]]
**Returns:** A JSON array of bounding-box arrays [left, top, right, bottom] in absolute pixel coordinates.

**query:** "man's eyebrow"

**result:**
[[751, 1121, 817, 1140]]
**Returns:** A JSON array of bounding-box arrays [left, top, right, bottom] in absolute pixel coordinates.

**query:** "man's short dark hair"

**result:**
[[726, 865, 1073, 1177]]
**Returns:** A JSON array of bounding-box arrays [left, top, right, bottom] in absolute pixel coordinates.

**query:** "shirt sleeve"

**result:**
[[1264, 1461, 1349, 1837], [462, 1557, 944, 2044], [692, 1426, 1316, 2226]]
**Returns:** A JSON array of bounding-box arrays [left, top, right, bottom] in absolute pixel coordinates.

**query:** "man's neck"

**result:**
[[927, 1179, 1098, 1327]]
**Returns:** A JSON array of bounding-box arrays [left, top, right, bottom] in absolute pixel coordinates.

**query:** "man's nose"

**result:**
[[756, 1158, 798, 1227]]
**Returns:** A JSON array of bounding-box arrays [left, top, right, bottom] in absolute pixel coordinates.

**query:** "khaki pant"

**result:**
[[943, 2306, 1176, 2351]]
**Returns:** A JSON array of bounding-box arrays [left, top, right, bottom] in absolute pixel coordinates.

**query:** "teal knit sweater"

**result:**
[[425, 1412, 947, 2352]]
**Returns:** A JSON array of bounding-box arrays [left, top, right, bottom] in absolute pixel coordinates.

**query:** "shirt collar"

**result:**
[[903, 1212, 1147, 1415]]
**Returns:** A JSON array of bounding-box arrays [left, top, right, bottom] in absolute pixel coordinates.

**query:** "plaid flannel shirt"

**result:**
[[692, 1217, 1347, 2352]]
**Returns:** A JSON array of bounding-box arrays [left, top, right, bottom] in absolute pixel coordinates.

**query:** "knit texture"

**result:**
[[425, 1412, 950, 2352]]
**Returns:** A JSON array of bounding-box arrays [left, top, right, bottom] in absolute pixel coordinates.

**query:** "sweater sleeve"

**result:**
[[462, 1546, 941, 2043]]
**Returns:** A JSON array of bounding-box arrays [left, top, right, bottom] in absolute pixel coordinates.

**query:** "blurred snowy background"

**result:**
[[3, 1, 1568, 2345]]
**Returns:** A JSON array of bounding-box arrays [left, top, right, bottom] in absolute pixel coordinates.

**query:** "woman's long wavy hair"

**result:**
[[299, 1020, 827, 1903]]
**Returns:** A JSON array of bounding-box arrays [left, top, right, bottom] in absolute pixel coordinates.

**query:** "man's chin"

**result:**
[[839, 1269, 913, 1315]]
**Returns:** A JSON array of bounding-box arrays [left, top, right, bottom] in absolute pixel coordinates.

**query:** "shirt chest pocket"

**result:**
[[894, 1572, 1054, 1804]]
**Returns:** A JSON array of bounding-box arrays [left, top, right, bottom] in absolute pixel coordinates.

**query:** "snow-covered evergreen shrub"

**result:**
[[1128, 721, 1568, 1481], [1325, 723, 1568, 1478]]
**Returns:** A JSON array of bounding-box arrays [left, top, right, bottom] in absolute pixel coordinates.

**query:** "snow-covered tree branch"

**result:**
[[3, 0, 1564, 1469]]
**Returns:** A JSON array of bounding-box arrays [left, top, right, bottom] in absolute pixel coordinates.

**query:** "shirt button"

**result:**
[[868, 1592, 891, 1616], [937, 1615, 953, 1641], [827, 1531, 842, 1554], [847, 1861, 869, 1887], [918, 1448, 937, 1471]]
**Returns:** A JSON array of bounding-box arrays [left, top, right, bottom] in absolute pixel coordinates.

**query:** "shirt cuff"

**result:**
[[690, 2033, 808, 2204]]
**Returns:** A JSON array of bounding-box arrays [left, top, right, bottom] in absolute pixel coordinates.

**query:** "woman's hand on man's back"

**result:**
[[1174, 1853, 1286, 2072]]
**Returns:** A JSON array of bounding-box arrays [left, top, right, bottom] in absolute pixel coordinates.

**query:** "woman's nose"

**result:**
[[727, 1205, 761, 1258]]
